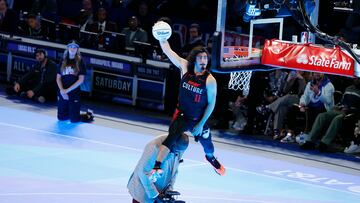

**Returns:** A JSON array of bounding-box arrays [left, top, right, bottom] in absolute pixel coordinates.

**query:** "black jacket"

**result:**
[[18, 59, 57, 95]]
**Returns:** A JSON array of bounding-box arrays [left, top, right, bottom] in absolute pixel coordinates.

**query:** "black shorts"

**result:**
[[162, 113, 214, 154]]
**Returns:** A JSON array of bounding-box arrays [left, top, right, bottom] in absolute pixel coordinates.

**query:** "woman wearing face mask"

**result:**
[[56, 41, 87, 123]]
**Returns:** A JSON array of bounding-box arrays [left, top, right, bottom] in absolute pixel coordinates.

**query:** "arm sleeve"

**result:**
[[18, 69, 36, 86], [300, 82, 311, 105], [318, 83, 335, 105], [79, 59, 87, 75]]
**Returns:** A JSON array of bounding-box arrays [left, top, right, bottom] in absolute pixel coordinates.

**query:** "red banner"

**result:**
[[261, 39, 355, 77]]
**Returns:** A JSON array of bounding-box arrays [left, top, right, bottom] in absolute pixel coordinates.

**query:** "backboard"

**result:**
[[211, 0, 284, 73]]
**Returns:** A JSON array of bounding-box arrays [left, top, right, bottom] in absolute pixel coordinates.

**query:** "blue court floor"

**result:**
[[0, 105, 360, 203]]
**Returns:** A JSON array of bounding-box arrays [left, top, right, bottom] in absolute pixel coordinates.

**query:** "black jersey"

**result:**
[[178, 71, 209, 120], [57, 59, 86, 96]]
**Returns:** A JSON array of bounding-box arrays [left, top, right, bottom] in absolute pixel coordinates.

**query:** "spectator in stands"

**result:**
[[108, 0, 133, 30], [78, 0, 94, 31], [86, 7, 117, 33], [127, 134, 188, 203], [300, 78, 360, 152], [181, 23, 205, 57], [267, 69, 288, 100], [5, 48, 57, 103], [121, 16, 148, 51], [157, 17, 182, 53], [31, 0, 58, 20], [299, 72, 335, 133], [0, 0, 18, 33], [241, 71, 270, 134], [257, 70, 306, 140], [229, 95, 248, 131], [136, 1, 156, 35], [344, 120, 360, 154], [22, 13, 45, 39]]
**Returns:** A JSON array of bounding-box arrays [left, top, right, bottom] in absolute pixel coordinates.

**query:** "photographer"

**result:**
[[127, 134, 188, 203]]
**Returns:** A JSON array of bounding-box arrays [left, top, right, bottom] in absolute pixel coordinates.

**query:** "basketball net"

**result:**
[[228, 71, 252, 95]]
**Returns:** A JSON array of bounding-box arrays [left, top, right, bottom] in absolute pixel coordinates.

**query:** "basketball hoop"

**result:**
[[228, 71, 252, 95]]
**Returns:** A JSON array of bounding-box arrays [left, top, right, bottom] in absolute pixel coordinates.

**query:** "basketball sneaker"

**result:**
[[205, 155, 225, 176]]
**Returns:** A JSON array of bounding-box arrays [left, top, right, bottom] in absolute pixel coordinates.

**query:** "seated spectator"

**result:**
[[121, 16, 148, 51], [229, 95, 248, 131], [78, 0, 94, 31], [240, 71, 270, 134], [6, 48, 57, 103], [267, 69, 288, 100], [107, 0, 133, 30], [31, 0, 58, 21], [298, 72, 335, 133], [86, 7, 117, 33], [0, 0, 18, 33], [257, 70, 306, 140], [344, 120, 360, 154], [181, 23, 205, 57], [136, 1, 156, 35], [300, 78, 360, 152], [157, 17, 182, 53], [21, 13, 46, 39]]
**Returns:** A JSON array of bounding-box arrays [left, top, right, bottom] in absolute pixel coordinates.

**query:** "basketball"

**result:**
[[152, 21, 172, 41]]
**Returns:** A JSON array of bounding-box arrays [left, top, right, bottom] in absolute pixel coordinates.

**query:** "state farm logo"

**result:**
[[295, 54, 351, 70], [296, 54, 308, 64]]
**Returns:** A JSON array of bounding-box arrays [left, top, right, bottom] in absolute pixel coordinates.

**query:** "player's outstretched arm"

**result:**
[[159, 40, 188, 76]]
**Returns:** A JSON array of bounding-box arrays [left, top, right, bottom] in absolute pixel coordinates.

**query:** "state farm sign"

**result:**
[[261, 39, 355, 77], [297, 54, 352, 70]]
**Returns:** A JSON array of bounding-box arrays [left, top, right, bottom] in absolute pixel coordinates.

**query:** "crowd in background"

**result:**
[[213, 70, 360, 154]]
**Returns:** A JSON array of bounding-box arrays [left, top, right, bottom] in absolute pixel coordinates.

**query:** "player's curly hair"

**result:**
[[186, 46, 210, 74]]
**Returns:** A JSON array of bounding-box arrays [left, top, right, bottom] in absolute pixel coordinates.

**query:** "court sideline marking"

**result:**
[[0, 121, 359, 198]]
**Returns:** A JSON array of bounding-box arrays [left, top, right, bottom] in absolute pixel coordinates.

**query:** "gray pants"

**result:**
[[268, 94, 299, 130]]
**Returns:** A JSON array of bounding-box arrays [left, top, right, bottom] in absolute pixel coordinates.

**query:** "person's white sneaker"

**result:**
[[344, 141, 360, 154], [295, 132, 308, 145], [281, 131, 295, 143], [37, 96, 46, 103]]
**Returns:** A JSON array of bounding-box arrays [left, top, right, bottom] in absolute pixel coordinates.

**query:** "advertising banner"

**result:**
[[261, 40, 355, 77], [7, 42, 57, 59], [92, 71, 133, 97], [10, 55, 37, 81]]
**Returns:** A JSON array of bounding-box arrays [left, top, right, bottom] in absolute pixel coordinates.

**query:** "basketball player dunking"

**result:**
[[150, 21, 225, 179]]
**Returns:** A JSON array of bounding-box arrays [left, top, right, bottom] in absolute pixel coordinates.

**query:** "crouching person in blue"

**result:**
[[128, 134, 188, 203], [56, 41, 89, 123]]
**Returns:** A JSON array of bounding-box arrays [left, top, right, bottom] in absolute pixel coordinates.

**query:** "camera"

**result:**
[[155, 190, 186, 203]]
